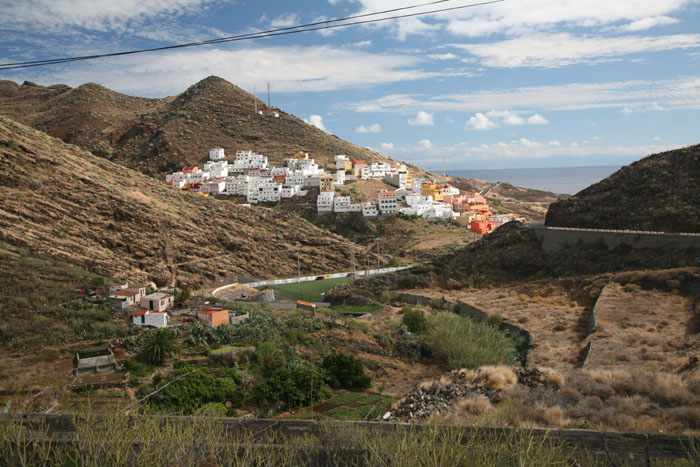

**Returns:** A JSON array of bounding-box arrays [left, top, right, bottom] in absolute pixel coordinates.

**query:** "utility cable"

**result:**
[[0, 0, 503, 70]]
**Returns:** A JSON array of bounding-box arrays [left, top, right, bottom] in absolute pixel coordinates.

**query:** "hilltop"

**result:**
[[0, 77, 399, 176], [545, 145, 700, 232], [0, 116, 358, 290]]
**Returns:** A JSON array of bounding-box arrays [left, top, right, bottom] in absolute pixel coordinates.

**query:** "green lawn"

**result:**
[[261, 277, 352, 302]]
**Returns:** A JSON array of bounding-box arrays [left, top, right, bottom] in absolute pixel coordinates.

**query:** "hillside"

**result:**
[[545, 145, 700, 232], [0, 77, 400, 176], [0, 116, 358, 290]]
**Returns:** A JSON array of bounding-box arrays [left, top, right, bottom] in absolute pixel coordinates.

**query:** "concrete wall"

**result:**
[[532, 225, 700, 253]]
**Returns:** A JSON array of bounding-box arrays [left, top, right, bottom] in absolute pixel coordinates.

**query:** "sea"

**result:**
[[447, 166, 622, 195]]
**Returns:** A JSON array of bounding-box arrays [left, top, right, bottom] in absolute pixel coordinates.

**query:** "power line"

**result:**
[[0, 0, 503, 70]]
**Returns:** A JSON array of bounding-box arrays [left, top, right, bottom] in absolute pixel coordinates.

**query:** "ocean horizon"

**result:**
[[447, 166, 622, 195]]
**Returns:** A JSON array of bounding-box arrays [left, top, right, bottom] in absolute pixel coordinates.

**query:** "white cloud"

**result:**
[[427, 53, 457, 60], [486, 110, 525, 125], [519, 138, 542, 148], [653, 136, 661, 140], [570, 142, 580, 147], [347, 77, 700, 113], [9, 46, 452, 96], [449, 33, 700, 68], [304, 115, 328, 133], [380, 142, 394, 150], [352, 0, 695, 38], [623, 16, 679, 31], [548, 141, 561, 146], [464, 113, 499, 131], [356, 123, 382, 133], [408, 111, 434, 126], [621, 101, 665, 114], [419, 139, 433, 149], [0, 0, 216, 33], [269, 13, 299, 28], [527, 114, 549, 125]]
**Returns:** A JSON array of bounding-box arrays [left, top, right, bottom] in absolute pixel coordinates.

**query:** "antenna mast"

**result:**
[[267, 82, 271, 114]]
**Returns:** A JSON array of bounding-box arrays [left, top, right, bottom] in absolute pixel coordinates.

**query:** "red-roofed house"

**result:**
[[132, 309, 169, 328], [197, 308, 229, 327]]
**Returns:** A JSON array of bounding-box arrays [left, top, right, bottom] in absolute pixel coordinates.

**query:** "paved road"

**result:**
[[212, 266, 412, 297], [479, 182, 498, 196]]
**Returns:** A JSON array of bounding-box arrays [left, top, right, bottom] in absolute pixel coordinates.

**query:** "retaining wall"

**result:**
[[531, 225, 700, 253], [2, 413, 695, 465]]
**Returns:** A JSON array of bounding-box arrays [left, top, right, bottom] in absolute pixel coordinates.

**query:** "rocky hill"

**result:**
[[0, 77, 395, 176], [545, 145, 700, 232], [0, 116, 358, 289]]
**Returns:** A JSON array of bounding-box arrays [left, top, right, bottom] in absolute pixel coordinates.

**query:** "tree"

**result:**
[[402, 309, 428, 334], [321, 353, 372, 390], [141, 328, 178, 366]]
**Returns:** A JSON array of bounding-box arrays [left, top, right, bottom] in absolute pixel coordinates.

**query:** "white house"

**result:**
[[384, 172, 409, 189], [317, 192, 335, 212], [333, 196, 362, 213], [334, 170, 346, 185], [209, 148, 225, 161], [199, 180, 226, 194], [133, 310, 169, 328], [232, 151, 268, 170], [377, 190, 398, 214], [335, 154, 350, 172], [411, 178, 426, 193], [362, 202, 378, 217], [406, 193, 433, 207]]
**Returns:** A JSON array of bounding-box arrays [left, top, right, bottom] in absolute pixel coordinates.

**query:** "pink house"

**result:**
[[140, 293, 174, 312]]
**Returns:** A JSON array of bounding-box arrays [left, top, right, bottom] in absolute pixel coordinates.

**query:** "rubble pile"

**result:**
[[382, 366, 561, 422]]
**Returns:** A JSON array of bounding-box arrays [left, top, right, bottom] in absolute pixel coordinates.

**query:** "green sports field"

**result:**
[[261, 276, 353, 302]]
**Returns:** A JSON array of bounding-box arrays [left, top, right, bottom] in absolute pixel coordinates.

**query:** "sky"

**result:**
[[1, 0, 699, 170]]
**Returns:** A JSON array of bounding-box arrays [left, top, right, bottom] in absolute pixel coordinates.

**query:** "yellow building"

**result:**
[[421, 182, 444, 202], [319, 174, 334, 192], [294, 151, 310, 160]]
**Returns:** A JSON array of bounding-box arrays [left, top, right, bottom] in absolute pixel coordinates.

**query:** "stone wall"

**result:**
[[2, 413, 695, 465], [531, 225, 700, 253]]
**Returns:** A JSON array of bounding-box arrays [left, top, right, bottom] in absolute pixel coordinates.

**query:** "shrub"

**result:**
[[254, 364, 329, 409], [553, 324, 567, 332], [402, 309, 428, 334], [423, 312, 516, 370], [321, 352, 372, 390]]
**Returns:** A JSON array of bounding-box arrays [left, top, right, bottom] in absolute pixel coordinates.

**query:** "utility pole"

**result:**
[[267, 82, 271, 114], [296, 243, 301, 300], [375, 237, 380, 271]]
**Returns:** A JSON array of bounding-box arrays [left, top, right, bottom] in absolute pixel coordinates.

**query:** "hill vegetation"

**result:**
[[546, 144, 700, 232], [0, 116, 357, 289], [0, 77, 398, 176]]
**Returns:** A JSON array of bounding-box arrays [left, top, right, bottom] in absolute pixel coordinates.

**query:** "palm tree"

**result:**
[[141, 329, 177, 366]]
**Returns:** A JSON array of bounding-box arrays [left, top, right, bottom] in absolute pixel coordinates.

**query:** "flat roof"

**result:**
[[143, 293, 172, 300]]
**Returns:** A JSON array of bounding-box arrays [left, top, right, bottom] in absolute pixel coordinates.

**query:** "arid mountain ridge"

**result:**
[[546, 144, 700, 232], [0, 76, 397, 176], [0, 116, 358, 289]]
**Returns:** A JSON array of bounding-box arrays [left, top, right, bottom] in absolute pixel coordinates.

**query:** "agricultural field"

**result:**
[[261, 276, 353, 302]]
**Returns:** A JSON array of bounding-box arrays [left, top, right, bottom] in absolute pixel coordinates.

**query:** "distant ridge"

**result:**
[[0, 76, 395, 176]]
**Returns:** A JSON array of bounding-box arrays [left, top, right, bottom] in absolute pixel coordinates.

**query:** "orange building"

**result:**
[[182, 166, 199, 173], [197, 308, 229, 327], [470, 219, 494, 234]]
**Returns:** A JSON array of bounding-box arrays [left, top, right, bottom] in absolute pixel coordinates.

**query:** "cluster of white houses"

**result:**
[[165, 149, 360, 204]]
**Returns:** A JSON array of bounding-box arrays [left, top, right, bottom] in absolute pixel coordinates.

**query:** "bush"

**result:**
[[423, 312, 516, 370], [253, 364, 329, 409], [148, 363, 243, 414], [321, 353, 372, 390], [402, 309, 428, 334]]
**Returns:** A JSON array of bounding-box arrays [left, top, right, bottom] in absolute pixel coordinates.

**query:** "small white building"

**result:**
[[384, 172, 409, 189], [333, 196, 362, 213], [317, 192, 335, 212], [335, 154, 350, 172], [209, 148, 225, 161], [140, 293, 174, 312], [362, 203, 378, 217], [334, 170, 346, 185], [232, 151, 268, 170], [133, 309, 169, 328], [199, 180, 226, 194]]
